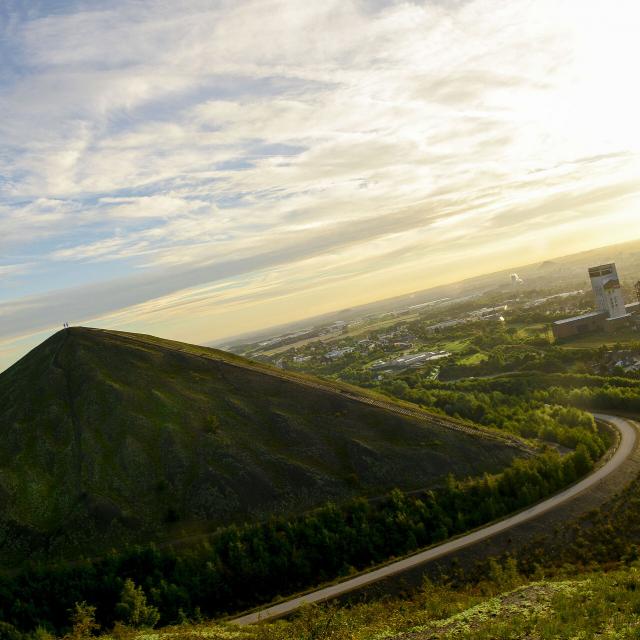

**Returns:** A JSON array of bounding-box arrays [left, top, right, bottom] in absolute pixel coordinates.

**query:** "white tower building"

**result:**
[[589, 263, 628, 320]]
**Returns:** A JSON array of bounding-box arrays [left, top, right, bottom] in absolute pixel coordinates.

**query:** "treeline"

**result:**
[[380, 376, 608, 458], [453, 371, 640, 393], [437, 372, 640, 415], [0, 448, 593, 636], [537, 385, 640, 413]]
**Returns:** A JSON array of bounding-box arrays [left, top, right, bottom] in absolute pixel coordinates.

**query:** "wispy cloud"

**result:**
[[1, 0, 639, 370]]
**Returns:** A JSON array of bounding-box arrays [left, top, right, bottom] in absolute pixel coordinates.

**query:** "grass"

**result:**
[[437, 338, 470, 353], [457, 352, 488, 366]]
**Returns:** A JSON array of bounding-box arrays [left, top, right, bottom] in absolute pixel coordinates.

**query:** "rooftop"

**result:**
[[553, 311, 606, 326]]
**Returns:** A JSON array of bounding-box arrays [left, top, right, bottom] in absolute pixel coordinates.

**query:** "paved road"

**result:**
[[230, 414, 637, 626]]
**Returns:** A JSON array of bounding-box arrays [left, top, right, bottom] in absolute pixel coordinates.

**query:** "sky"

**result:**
[[1, 0, 639, 372]]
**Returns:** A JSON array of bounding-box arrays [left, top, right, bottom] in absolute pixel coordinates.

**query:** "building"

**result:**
[[324, 346, 354, 360], [552, 263, 638, 340], [552, 310, 607, 340], [588, 264, 628, 320], [627, 301, 640, 317], [371, 350, 450, 371]]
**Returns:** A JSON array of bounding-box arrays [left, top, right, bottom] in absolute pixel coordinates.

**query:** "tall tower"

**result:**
[[588, 263, 627, 319]]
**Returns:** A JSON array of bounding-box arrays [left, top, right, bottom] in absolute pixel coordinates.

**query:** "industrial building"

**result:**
[[552, 263, 639, 340], [588, 263, 628, 320]]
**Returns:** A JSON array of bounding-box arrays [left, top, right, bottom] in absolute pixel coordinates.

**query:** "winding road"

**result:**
[[230, 413, 637, 626]]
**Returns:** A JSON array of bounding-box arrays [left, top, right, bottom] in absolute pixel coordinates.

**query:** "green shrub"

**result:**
[[64, 602, 98, 640], [0, 622, 23, 640], [114, 579, 160, 629]]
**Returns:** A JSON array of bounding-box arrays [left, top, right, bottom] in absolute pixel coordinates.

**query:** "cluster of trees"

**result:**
[[524, 374, 640, 414], [380, 376, 608, 458], [61, 581, 159, 640], [438, 345, 591, 381], [0, 581, 160, 640], [536, 384, 640, 413], [435, 371, 640, 415], [0, 448, 593, 636]]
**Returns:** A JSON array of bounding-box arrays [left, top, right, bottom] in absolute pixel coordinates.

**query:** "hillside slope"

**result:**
[[0, 328, 523, 563]]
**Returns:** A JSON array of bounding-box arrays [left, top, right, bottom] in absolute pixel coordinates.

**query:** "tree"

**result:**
[[114, 579, 160, 629], [0, 622, 23, 640], [64, 602, 99, 640], [572, 444, 594, 477]]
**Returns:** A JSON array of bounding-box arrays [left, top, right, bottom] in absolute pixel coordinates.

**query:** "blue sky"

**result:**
[[1, 0, 639, 371]]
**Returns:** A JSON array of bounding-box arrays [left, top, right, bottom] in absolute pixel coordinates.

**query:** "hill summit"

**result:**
[[0, 328, 523, 563]]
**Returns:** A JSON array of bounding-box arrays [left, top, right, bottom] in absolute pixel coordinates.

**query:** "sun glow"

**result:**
[[567, 2, 640, 153]]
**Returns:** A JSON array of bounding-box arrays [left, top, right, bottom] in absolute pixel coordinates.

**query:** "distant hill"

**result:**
[[0, 328, 523, 564]]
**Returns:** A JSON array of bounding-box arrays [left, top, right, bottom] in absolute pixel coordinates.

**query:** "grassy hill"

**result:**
[[0, 327, 523, 563]]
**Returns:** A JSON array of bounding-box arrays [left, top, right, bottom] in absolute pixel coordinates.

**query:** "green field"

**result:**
[[457, 352, 489, 366]]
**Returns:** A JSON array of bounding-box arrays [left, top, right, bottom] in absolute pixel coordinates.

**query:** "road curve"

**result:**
[[230, 413, 637, 626]]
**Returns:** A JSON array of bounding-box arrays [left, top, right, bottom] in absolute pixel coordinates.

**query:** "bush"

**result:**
[[0, 622, 23, 640], [114, 579, 160, 629], [64, 602, 98, 640]]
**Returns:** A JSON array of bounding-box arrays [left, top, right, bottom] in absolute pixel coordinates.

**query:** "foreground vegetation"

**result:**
[[0, 445, 596, 634], [232, 565, 640, 639], [11, 563, 640, 640], [204, 566, 640, 640]]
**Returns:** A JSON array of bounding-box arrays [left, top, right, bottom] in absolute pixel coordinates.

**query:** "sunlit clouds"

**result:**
[[1, 0, 639, 370]]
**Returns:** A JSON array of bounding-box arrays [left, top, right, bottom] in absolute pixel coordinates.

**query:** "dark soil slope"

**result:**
[[0, 328, 523, 563]]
